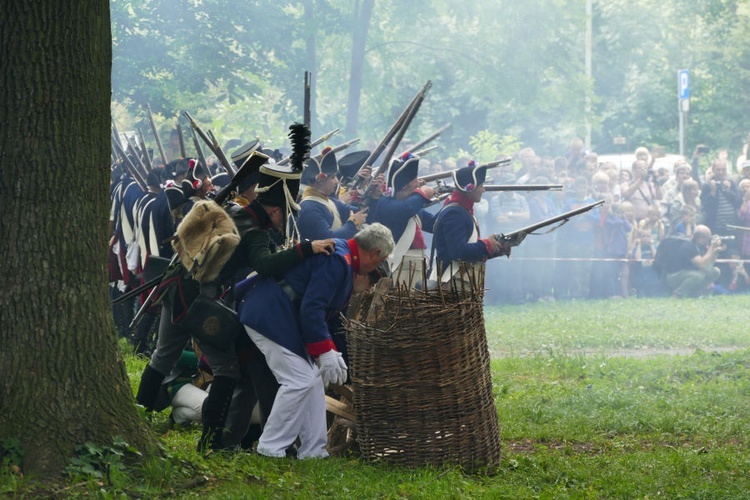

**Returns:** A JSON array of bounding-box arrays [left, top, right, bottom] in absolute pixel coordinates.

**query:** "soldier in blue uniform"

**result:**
[[372, 152, 437, 284], [238, 223, 394, 459], [297, 150, 368, 241], [431, 162, 512, 284]]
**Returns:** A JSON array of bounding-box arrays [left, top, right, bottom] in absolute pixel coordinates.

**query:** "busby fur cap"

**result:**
[[453, 160, 487, 192]]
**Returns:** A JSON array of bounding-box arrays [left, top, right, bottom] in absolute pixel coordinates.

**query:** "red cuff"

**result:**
[[306, 338, 337, 358], [414, 188, 432, 200], [480, 238, 493, 255]]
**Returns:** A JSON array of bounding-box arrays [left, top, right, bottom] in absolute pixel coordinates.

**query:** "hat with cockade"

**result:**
[[452, 160, 488, 193], [387, 152, 420, 194]]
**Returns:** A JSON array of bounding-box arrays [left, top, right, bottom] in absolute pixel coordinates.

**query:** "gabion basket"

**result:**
[[345, 265, 501, 473]]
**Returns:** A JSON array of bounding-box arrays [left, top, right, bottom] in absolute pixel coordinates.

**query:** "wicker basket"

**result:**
[[345, 266, 501, 472]]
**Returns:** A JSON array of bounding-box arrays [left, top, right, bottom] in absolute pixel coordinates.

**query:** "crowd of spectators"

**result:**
[[420, 137, 750, 304]]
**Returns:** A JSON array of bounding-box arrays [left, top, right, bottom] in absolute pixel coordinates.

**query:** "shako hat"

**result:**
[[453, 160, 487, 193], [337, 150, 370, 182], [301, 148, 338, 186], [210, 172, 231, 190], [387, 152, 420, 194], [255, 161, 302, 213], [231, 140, 260, 171]]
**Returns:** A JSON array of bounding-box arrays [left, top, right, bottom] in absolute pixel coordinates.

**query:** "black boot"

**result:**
[[198, 376, 237, 453], [136, 364, 166, 411]]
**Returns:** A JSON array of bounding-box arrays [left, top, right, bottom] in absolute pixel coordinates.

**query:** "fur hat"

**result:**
[[387, 152, 420, 194], [453, 160, 487, 193], [172, 200, 241, 284]]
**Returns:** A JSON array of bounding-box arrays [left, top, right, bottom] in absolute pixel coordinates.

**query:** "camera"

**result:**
[[697, 145, 710, 154]]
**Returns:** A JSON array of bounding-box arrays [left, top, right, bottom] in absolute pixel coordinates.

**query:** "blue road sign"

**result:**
[[678, 69, 690, 100]]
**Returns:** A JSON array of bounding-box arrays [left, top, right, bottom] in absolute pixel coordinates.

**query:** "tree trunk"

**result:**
[[0, 0, 154, 478], [345, 0, 375, 139]]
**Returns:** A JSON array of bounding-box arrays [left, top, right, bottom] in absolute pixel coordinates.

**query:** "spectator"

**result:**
[[555, 177, 598, 299], [670, 205, 697, 238], [600, 201, 632, 298], [660, 162, 692, 223], [622, 160, 661, 222], [638, 205, 665, 247], [486, 173, 530, 304], [655, 225, 722, 298], [630, 229, 661, 297], [664, 179, 702, 231], [737, 178, 750, 262], [700, 159, 741, 244], [524, 176, 559, 302]]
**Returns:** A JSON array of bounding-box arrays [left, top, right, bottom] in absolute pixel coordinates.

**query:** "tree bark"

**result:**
[[0, 0, 154, 478], [345, 0, 375, 139]]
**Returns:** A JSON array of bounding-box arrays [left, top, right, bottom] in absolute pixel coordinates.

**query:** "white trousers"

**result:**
[[171, 383, 207, 424], [246, 326, 329, 459]]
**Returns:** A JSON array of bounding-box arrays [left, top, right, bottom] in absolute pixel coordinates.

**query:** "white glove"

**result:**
[[316, 350, 348, 387]]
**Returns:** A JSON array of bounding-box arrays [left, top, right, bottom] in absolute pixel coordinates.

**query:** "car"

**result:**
[[596, 153, 687, 173]]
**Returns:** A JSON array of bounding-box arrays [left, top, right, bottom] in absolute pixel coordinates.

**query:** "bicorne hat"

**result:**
[[387, 152, 420, 194], [452, 160, 487, 193]]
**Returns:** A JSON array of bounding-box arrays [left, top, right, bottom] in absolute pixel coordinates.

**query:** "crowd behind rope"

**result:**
[[417, 138, 750, 304]]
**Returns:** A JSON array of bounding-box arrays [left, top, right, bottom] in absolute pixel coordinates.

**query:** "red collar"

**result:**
[[346, 239, 361, 273], [445, 190, 475, 214]]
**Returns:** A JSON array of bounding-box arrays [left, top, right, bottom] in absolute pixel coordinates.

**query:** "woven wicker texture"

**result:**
[[346, 267, 501, 472]]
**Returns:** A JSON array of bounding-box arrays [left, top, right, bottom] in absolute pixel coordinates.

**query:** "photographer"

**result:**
[[700, 159, 740, 251], [658, 225, 723, 298]]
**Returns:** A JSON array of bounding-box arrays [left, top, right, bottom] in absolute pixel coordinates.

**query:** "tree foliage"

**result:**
[[112, 0, 750, 159]]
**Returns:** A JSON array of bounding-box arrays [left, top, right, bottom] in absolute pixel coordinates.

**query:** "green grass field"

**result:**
[[4, 295, 750, 498]]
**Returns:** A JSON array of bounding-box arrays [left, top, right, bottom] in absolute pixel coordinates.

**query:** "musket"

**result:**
[[184, 111, 236, 175], [277, 128, 341, 166], [304, 71, 312, 129], [176, 123, 187, 158], [484, 184, 563, 192], [137, 128, 153, 171], [189, 126, 208, 171], [418, 158, 511, 183], [146, 104, 168, 165], [208, 129, 237, 175], [112, 132, 147, 191], [126, 151, 271, 327], [124, 133, 150, 177], [352, 82, 430, 189], [310, 138, 360, 161], [412, 144, 438, 157], [727, 224, 750, 232], [495, 199, 605, 248], [310, 128, 340, 149], [400, 122, 451, 156], [374, 80, 432, 179]]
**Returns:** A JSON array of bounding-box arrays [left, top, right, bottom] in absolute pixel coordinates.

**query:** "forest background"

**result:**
[[111, 0, 750, 163]]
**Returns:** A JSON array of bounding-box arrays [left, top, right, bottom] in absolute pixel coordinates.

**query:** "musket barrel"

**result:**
[[498, 199, 604, 244], [176, 123, 186, 158], [147, 104, 168, 165], [483, 184, 563, 192]]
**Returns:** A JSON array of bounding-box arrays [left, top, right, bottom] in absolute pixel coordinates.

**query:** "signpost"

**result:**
[[678, 69, 690, 157]]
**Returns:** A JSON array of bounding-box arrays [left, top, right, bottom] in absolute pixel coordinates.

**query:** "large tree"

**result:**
[[0, 0, 153, 477]]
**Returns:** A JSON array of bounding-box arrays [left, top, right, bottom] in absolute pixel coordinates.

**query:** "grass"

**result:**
[[4, 295, 750, 498]]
